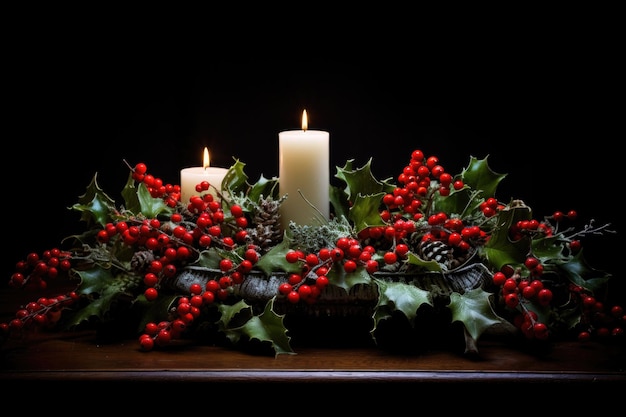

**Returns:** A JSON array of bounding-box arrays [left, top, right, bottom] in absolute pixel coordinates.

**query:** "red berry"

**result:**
[[343, 260, 358, 273], [230, 205, 244, 217], [577, 331, 591, 342], [134, 163, 148, 175], [383, 252, 397, 265], [504, 293, 519, 308], [610, 305, 624, 318], [189, 283, 203, 295], [287, 290, 300, 304], [394, 244, 409, 257], [139, 335, 155, 351], [365, 259, 379, 274], [524, 256, 540, 270], [492, 271, 506, 286], [144, 287, 158, 301], [569, 240, 581, 253], [219, 258, 233, 272], [533, 322, 549, 340], [285, 250, 301, 263], [536, 288, 553, 306]]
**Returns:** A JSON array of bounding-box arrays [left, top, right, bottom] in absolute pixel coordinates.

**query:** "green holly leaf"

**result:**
[[531, 234, 568, 262], [326, 264, 372, 291], [373, 279, 432, 326], [330, 183, 350, 220], [483, 205, 533, 270], [66, 266, 142, 327], [223, 158, 249, 194], [245, 174, 279, 205], [335, 158, 385, 201], [135, 181, 173, 219], [218, 298, 294, 356], [335, 158, 394, 231], [459, 155, 507, 199], [448, 288, 505, 342], [556, 250, 612, 294], [431, 185, 475, 218], [349, 192, 387, 232], [255, 238, 303, 276], [547, 303, 583, 332], [71, 173, 118, 228], [119, 172, 140, 215], [405, 251, 445, 272], [218, 299, 254, 328], [433, 156, 507, 219], [194, 248, 223, 269]]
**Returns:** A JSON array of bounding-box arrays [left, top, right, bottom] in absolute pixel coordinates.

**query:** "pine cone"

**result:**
[[130, 250, 156, 274], [416, 239, 474, 271], [247, 195, 286, 252]]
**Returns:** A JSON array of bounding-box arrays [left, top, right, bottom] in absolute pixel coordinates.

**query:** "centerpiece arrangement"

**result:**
[[1, 147, 623, 357]]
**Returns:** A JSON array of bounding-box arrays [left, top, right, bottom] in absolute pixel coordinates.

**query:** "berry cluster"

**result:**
[[490, 210, 625, 343], [1, 161, 262, 350], [1, 149, 622, 357]]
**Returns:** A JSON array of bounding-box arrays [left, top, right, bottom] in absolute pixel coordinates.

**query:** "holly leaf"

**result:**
[[134, 181, 173, 219], [223, 158, 249, 194], [334, 158, 395, 232], [255, 237, 303, 276], [349, 192, 387, 232], [447, 288, 505, 342], [531, 234, 568, 262], [373, 279, 432, 326], [405, 251, 445, 272], [482, 205, 533, 270], [556, 251, 612, 294], [66, 267, 142, 327], [71, 173, 118, 228], [336, 158, 385, 202], [459, 155, 507, 199], [194, 248, 223, 269], [246, 174, 280, 205], [218, 298, 294, 356], [431, 185, 475, 218], [330, 184, 350, 221], [326, 264, 372, 291], [217, 299, 254, 329], [116, 172, 138, 214]]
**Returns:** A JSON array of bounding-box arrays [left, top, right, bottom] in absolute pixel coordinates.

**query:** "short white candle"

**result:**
[[279, 110, 329, 230], [180, 147, 228, 203]]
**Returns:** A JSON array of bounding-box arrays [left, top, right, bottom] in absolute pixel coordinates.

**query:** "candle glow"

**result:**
[[180, 147, 228, 203], [278, 110, 329, 229]]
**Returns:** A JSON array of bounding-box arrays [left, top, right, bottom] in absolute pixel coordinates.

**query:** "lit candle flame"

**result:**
[[203, 147, 210, 169], [301, 109, 308, 132]]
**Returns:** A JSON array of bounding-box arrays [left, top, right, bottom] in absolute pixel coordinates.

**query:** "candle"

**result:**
[[279, 110, 329, 230], [180, 147, 228, 203]]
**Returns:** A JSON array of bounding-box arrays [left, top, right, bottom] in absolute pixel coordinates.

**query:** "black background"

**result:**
[[3, 25, 623, 289]]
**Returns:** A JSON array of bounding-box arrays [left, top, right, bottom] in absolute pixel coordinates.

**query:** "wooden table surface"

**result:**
[[2, 283, 625, 388], [2, 329, 625, 385]]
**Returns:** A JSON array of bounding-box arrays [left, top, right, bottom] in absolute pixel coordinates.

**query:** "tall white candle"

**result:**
[[279, 110, 329, 230], [180, 147, 228, 203]]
